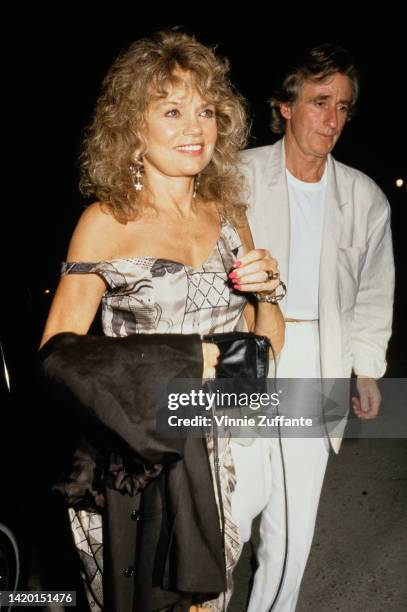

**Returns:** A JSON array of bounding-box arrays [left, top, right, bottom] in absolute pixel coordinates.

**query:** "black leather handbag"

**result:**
[[202, 331, 270, 393], [201, 331, 271, 565]]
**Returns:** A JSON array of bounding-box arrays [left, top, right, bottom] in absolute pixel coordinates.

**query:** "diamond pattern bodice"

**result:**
[[61, 217, 247, 337]]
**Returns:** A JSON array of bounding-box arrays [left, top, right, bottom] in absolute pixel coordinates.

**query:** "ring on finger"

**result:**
[[266, 270, 280, 281]]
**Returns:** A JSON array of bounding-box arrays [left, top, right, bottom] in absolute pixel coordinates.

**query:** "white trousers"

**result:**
[[230, 321, 330, 612]]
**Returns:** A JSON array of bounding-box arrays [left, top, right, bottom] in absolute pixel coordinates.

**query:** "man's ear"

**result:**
[[280, 102, 292, 120]]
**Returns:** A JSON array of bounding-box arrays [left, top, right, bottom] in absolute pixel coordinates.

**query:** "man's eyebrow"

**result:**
[[311, 94, 351, 105]]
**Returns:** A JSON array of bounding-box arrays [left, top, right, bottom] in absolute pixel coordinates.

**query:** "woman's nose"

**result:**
[[183, 114, 203, 136]]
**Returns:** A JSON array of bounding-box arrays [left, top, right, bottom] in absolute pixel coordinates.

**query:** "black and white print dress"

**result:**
[[61, 216, 247, 611]]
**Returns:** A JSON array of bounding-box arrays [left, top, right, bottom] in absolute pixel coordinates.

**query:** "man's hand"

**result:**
[[352, 376, 381, 420]]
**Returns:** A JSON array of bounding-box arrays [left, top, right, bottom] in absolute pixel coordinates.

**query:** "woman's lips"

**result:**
[[175, 144, 204, 154]]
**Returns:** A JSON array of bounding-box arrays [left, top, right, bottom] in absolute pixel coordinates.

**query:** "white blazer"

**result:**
[[241, 139, 395, 452]]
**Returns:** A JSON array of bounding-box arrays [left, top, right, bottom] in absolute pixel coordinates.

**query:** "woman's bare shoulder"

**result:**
[[66, 202, 124, 262]]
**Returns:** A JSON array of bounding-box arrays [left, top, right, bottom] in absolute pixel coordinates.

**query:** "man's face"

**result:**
[[281, 72, 353, 159]]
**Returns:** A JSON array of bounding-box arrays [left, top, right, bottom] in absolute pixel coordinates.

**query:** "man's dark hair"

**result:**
[[269, 43, 359, 134]]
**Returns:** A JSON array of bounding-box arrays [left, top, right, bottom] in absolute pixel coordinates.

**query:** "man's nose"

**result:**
[[326, 106, 338, 130]]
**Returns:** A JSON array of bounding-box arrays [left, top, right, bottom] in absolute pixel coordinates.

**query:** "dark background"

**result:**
[[19, 13, 406, 372], [1, 9, 406, 604]]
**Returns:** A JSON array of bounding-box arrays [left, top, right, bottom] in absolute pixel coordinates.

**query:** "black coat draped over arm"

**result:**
[[37, 332, 225, 612]]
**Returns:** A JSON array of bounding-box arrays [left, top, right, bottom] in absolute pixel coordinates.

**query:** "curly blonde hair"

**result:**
[[79, 30, 249, 224]]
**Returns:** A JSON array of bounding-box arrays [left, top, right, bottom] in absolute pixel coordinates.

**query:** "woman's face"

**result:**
[[141, 72, 217, 181]]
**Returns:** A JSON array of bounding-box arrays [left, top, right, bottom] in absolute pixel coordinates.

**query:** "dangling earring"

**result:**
[[131, 154, 144, 192], [193, 173, 200, 199]]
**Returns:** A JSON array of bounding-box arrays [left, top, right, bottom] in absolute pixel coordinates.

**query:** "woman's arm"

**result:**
[[40, 203, 220, 372], [39, 204, 117, 349], [236, 219, 285, 357]]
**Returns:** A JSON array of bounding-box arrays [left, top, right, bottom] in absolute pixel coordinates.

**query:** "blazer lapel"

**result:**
[[267, 138, 290, 282], [258, 140, 290, 314], [318, 155, 348, 377]]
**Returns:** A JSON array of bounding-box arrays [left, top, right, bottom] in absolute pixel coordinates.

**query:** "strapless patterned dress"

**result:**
[[61, 216, 247, 611]]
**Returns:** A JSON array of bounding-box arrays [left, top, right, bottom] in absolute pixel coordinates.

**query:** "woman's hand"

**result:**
[[202, 342, 220, 379], [228, 249, 281, 297], [235, 221, 285, 356]]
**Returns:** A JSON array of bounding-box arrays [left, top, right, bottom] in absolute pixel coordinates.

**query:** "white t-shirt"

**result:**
[[285, 165, 327, 320]]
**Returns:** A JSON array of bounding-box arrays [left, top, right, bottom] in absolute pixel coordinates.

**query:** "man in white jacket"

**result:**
[[237, 44, 394, 612]]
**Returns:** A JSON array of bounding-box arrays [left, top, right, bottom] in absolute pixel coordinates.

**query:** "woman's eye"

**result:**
[[201, 108, 215, 118], [165, 108, 180, 117]]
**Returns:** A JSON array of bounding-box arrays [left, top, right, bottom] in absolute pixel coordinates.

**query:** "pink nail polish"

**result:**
[[228, 271, 238, 279], [233, 260, 242, 268]]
